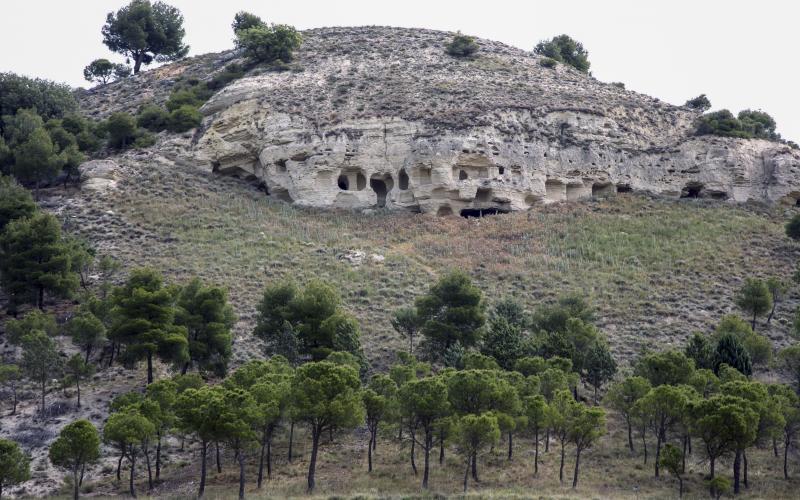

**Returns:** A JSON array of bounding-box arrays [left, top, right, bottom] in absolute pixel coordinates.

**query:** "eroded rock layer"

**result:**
[[89, 26, 800, 213]]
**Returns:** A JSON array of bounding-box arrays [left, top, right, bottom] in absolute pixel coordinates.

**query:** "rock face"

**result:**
[[85, 26, 800, 214]]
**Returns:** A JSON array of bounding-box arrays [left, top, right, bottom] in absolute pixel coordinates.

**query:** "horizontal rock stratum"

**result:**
[[84, 26, 800, 214]]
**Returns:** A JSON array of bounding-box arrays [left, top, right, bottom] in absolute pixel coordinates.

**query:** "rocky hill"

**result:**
[[80, 26, 800, 216]]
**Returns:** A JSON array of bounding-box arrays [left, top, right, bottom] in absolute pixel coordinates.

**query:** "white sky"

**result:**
[[1, 0, 798, 141]]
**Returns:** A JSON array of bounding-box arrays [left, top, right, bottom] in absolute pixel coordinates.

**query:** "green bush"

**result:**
[[0, 72, 77, 120], [445, 32, 479, 58], [207, 63, 246, 90], [167, 105, 201, 132], [235, 23, 303, 64], [695, 109, 780, 140], [105, 112, 137, 149], [539, 57, 558, 69], [787, 214, 800, 240], [132, 128, 156, 148], [137, 104, 169, 132], [685, 94, 711, 111], [166, 89, 203, 112], [534, 35, 590, 73]]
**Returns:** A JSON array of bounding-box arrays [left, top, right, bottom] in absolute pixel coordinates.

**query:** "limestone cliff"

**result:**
[[82, 26, 800, 214]]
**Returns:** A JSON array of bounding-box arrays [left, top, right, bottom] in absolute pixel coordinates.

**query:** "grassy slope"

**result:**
[[41, 147, 800, 498], [63, 150, 799, 370]]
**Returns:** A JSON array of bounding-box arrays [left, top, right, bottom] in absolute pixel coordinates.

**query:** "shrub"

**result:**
[[610, 82, 625, 89], [136, 104, 169, 131], [105, 112, 137, 149], [445, 32, 479, 58], [235, 24, 303, 64], [685, 94, 711, 111], [166, 89, 203, 112], [0, 72, 77, 120], [695, 108, 780, 141], [207, 63, 246, 90], [232, 11, 263, 33], [167, 105, 201, 132], [534, 35, 590, 73], [786, 214, 800, 240], [132, 128, 157, 148], [540, 57, 558, 69]]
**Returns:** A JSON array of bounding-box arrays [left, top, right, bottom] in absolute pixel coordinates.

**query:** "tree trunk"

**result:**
[[72, 465, 80, 500], [545, 428, 550, 452], [642, 430, 648, 465], [146, 352, 153, 384], [471, 451, 478, 482], [155, 432, 162, 480], [368, 432, 373, 472], [508, 432, 513, 460], [410, 429, 417, 475], [463, 459, 470, 492], [534, 428, 539, 476], [710, 455, 716, 479], [572, 448, 581, 488], [199, 441, 207, 498], [743, 450, 748, 488], [266, 438, 272, 480], [116, 452, 124, 481], [237, 451, 245, 500], [559, 440, 566, 483], [145, 446, 153, 490], [76, 378, 81, 408], [85, 345, 92, 364], [287, 422, 294, 463], [626, 418, 634, 453], [784, 434, 790, 479], [129, 451, 137, 498], [307, 427, 320, 492], [181, 362, 189, 375], [733, 449, 741, 494], [422, 430, 432, 489], [11, 387, 17, 414], [768, 301, 776, 324], [216, 442, 222, 473], [257, 439, 266, 488], [678, 475, 684, 498], [133, 52, 144, 74], [654, 433, 662, 477]]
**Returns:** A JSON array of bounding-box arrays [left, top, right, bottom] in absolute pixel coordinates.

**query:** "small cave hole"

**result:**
[[338, 175, 350, 191], [459, 170, 469, 181], [498, 166, 505, 175], [398, 168, 409, 190], [475, 188, 492, 202], [616, 184, 632, 193], [276, 159, 288, 173], [681, 183, 704, 198], [460, 207, 508, 218]]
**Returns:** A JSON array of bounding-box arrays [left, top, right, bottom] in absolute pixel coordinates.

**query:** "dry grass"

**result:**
[[60, 154, 800, 371]]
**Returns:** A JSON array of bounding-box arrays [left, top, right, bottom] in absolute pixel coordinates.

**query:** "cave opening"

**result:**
[[337, 175, 349, 190], [459, 169, 469, 180], [681, 183, 704, 198], [460, 207, 509, 218], [370, 178, 389, 207], [398, 168, 409, 190], [437, 206, 454, 216]]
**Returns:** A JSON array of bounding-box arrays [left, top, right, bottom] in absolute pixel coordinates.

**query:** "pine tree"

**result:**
[[0, 212, 79, 311], [175, 277, 234, 376], [109, 268, 189, 383], [49, 420, 101, 500]]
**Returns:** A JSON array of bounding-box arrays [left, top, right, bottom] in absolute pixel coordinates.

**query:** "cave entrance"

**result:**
[[460, 207, 508, 218], [459, 169, 469, 181], [371, 179, 388, 207], [398, 168, 409, 190], [370, 174, 394, 208], [437, 206, 453, 216], [681, 182, 704, 198], [337, 175, 350, 190]]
